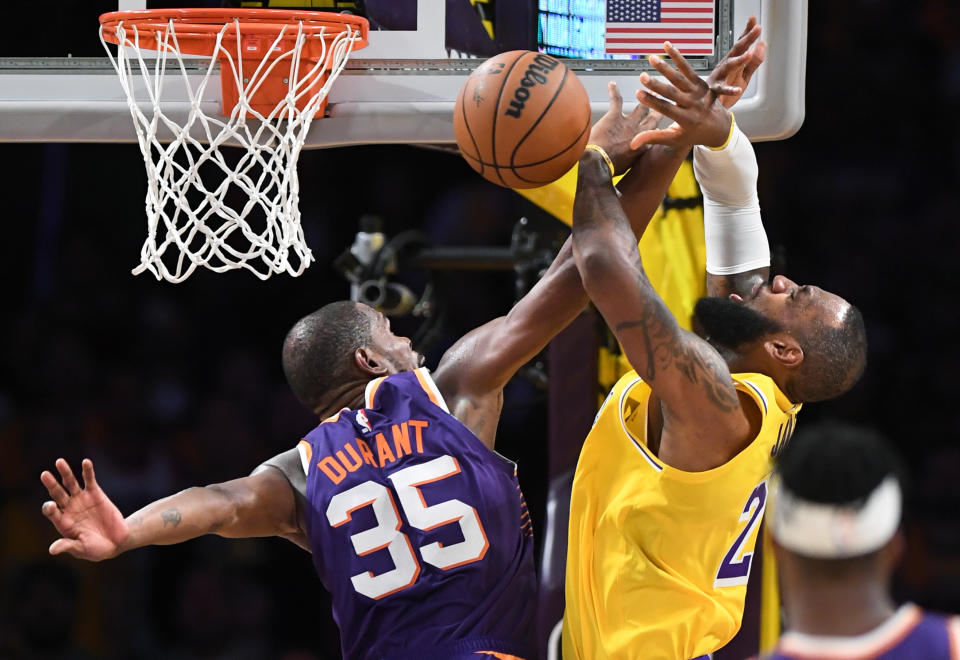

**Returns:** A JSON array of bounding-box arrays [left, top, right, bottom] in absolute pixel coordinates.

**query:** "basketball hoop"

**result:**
[[99, 9, 369, 282]]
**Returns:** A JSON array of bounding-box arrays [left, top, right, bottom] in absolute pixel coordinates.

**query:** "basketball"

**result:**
[[454, 51, 591, 189]]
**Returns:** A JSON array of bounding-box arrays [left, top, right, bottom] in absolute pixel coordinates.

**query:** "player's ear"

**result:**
[[355, 347, 389, 377], [763, 333, 803, 368]]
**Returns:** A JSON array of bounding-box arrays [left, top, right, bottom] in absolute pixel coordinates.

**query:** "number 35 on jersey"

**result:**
[[326, 454, 489, 600]]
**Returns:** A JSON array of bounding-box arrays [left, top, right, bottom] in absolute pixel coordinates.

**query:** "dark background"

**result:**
[[3, 1, 960, 658]]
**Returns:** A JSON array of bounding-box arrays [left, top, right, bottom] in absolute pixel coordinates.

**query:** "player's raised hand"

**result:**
[[40, 458, 129, 561], [711, 17, 766, 109], [630, 43, 743, 149], [587, 81, 663, 175], [630, 21, 762, 149]]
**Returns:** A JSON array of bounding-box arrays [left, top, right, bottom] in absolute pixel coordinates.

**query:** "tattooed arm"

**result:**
[[39, 457, 299, 561], [572, 151, 751, 470], [432, 90, 666, 450]]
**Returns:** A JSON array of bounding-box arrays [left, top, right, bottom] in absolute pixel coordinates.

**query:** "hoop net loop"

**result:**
[[98, 9, 369, 282]]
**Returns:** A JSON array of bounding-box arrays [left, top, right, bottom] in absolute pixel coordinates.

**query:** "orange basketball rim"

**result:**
[[99, 8, 369, 117]]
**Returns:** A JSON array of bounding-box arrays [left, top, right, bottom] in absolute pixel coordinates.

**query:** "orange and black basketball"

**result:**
[[454, 51, 591, 189]]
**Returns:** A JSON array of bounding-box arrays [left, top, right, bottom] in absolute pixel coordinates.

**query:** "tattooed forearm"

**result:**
[[161, 509, 182, 528], [615, 275, 739, 412], [573, 148, 738, 414]]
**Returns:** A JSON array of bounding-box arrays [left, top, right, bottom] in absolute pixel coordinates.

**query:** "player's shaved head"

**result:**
[[282, 301, 373, 413], [786, 304, 867, 403]]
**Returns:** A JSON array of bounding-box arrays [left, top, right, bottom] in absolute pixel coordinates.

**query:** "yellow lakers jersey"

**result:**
[[562, 370, 800, 660]]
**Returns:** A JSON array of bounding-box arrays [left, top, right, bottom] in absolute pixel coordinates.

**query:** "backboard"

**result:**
[[0, 0, 807, 146]]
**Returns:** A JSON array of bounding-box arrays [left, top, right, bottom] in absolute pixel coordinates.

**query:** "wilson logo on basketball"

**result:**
[[504, 55, 560, 119]]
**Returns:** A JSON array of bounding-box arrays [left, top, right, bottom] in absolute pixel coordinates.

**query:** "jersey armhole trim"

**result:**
[[948, 615, 960, 659], [618, 375, 777, 484], [617, 377, 664, 472], [365, 376, 386, 409], [739, 378, 769, 416], [415, 367, 451, 413], [296, 440, 312, 477]]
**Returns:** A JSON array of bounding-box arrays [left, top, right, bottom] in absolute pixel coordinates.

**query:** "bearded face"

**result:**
[[693, 295, 784, 351]]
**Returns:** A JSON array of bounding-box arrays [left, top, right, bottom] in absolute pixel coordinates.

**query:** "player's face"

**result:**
[[739, 275, 850, 336], [367, 309, 424, 374]]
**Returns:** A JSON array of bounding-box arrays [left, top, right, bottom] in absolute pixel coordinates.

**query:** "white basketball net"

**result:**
[[100, 17, 362, 282]]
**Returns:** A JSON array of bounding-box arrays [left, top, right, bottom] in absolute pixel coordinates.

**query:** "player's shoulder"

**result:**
[[773, 605, 959, 660], [368, 367, 450, 414], [920, 608, 960, 641]]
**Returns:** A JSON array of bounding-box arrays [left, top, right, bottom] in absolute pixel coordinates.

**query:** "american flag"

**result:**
[[605, 0, 716, 56]]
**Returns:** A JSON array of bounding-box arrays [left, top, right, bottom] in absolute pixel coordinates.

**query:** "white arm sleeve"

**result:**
[[693, 118, 770, 276]]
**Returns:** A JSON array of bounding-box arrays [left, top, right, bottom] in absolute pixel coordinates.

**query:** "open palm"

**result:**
[[712, 17, 767, 109], [40, 458, 129, 561]]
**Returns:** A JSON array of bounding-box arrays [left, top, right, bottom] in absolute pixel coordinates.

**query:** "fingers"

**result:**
[[727, 22, 762, 59], [639, 72, 685, 106], [41, 469, 71, 509], [56, 458, 81, 496], [628, 101, 651, 122], [630, 111, 666, 148], [42, 500, 63, 525], [630, 125, 682, 150], [638, 109, 663, 131], [635, 89, 680, 120], [709, 83, 743, 97], [607, 81, 624, 117], [742, 41, 767, 80], [648, 54, 694, 93], [663, 42, 700, 87], [49, 538, 82, 557], [81, 459, 99, 492], [710, 51, 753, 84]]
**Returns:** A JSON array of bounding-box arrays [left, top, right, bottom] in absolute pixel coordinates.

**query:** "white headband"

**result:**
[[770, 475, 902, 559]]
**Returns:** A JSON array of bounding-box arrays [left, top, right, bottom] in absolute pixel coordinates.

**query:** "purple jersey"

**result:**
[[764, 604, 960, 660], [296, 368, 535, 660]]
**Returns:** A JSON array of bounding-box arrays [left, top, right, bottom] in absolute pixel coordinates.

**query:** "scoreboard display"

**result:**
[[538, 0, 608, 59]]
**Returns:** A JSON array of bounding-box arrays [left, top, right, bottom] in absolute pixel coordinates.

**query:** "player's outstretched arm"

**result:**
[[572, 147, 751, 472], [432, 93, 667, 448], [695, 118, 770, 300], [40, 458, 299, 561], [618, 18, 764, 234], [629, 24, 770, 301]]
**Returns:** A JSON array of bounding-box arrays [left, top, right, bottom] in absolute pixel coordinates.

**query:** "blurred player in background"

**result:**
[[35, 64, 691, 660], [765, 422, 960, 660], [563, 25, 868, 660]]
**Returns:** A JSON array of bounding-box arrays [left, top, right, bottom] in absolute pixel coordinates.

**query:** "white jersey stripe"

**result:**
[[296, 441, 310, 477]]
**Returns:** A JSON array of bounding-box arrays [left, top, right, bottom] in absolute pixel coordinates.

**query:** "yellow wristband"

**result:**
[[707, 112, 737, 151], [585, 144, 615, 177]]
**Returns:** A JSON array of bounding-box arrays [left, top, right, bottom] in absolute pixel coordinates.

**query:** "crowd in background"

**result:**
[[2, 0, 960, 657]]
